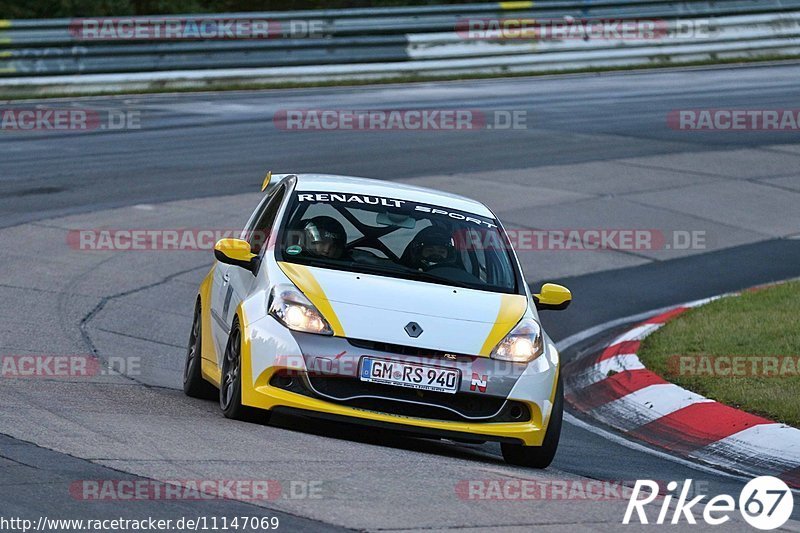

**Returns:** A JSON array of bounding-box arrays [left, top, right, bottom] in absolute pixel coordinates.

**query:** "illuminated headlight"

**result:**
[[490, 318, 544, 363], [268, 284, 333, 335]]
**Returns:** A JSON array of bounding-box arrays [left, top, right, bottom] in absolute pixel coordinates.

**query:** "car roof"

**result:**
[[276, 173, 494, 219]]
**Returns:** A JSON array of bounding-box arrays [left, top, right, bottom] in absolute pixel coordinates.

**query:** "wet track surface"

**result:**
[[1, 64, 800, 530]]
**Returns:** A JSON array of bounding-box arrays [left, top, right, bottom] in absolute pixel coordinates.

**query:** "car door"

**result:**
[[209, 191, 274, 360], [216, 184, 288, 362]]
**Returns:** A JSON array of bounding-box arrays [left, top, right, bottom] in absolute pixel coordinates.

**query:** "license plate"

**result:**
[[360, 357, 460, 394]]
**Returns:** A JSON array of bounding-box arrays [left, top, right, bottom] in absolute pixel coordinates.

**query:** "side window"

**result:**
[[248, 186, 286, 255], [242, 193, 273, 238]]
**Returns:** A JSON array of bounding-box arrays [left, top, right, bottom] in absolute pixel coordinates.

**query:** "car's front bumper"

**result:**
[[238, 311, 559, 447]]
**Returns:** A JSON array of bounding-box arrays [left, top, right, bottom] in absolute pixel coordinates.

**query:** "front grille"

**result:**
[[331, 396, 529, 423], [269, 370, 529, 423], [347, 338, 472, 361]]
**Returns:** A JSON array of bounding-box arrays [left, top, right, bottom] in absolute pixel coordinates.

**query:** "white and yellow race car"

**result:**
[[184, 173, 571, 467]]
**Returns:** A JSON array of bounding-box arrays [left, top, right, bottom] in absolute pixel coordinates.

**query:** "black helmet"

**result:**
[[303, 216, 346, 259], [406, 227, 456, 269]]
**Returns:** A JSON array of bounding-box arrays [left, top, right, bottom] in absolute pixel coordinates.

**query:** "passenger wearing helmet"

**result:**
[[403, 227, 457, 271], [303, 216, 347, 259]]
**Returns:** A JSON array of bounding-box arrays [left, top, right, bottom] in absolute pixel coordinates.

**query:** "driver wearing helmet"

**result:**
[[404, 227, 457, 271], [302, 216, 347, 259]]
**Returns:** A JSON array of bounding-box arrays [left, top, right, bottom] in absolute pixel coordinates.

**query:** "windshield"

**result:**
[[276, 191, 521, 294]]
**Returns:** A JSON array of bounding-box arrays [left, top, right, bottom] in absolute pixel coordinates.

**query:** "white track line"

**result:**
[[555, 305, 676, 352], [608, 323, 662, 344], [563, 411, 755, 483]]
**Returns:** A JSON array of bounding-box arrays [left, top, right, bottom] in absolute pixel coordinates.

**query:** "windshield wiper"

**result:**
[[402, 269, 473, 289], [288, 256, 475, 290], [343, 261, 473, 289]]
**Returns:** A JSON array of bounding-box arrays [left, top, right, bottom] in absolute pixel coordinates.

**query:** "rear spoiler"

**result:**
[[261, 171, 296, 193]]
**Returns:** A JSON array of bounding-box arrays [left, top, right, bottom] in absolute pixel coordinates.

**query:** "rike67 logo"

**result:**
[[624, 477, 794, 530]]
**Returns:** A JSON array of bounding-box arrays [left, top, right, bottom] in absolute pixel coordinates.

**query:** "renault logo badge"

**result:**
[[404, 322, 423, 338]]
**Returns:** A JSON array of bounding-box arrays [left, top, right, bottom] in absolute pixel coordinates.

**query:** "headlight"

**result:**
[[268, 284, 333, 335], [490, 318, 544, 363]]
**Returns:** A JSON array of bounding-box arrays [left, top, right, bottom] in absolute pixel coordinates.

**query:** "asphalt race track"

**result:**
[[2, 63, 800, 531]]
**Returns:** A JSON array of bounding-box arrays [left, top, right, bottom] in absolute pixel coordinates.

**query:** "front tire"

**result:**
[[183, 300, 217, 400], [501, 374, 563, 469], [219, 318, 265, 422]]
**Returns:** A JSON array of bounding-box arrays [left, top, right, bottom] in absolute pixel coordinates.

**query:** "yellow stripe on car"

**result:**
[[239, 304, 258, 406], [277, 261, 346, 337], [198, 265, 221, 386], [499, 1, 533, 9], [479, 294, 528, 356]]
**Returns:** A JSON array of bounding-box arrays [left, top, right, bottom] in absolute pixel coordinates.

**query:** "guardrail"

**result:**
[[1, 0, 799, 94]]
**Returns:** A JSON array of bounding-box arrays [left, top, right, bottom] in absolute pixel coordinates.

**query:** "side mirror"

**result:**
[[533, 283, 571, 311], [214, 238, 258, 272]]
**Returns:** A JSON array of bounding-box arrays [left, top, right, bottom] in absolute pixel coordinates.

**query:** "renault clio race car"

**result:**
[[184, 173, 571, 467]]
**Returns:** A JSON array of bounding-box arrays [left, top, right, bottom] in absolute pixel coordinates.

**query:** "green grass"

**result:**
[[638, 280, 800, 427]]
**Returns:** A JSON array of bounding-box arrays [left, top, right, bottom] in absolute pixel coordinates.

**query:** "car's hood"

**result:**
[[277, 262, 528, 356]]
